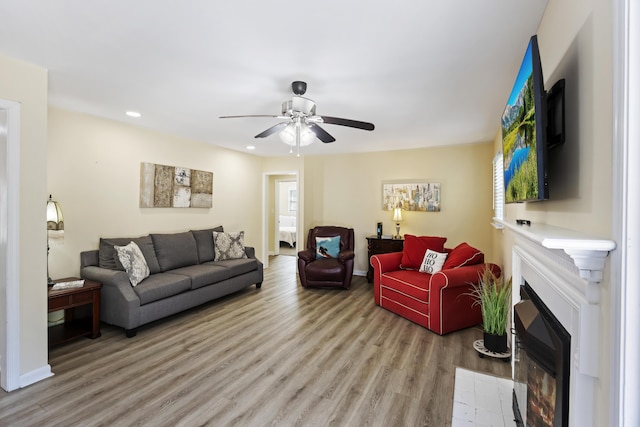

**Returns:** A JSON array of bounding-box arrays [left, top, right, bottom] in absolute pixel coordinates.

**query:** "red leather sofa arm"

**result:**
[[428, 263, 502, 335], [429, 263, 500, 291], [370, 252, 403, 304]]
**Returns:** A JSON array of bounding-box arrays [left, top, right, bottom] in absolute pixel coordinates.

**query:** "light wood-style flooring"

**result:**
[[0, 255, 509, 426]]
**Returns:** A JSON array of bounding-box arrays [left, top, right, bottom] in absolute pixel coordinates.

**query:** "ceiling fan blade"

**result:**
[[255, 122, 289, 138], [308, 124, 336, 143], [320, 116, 375, 131], [220, 115, 282, 119]]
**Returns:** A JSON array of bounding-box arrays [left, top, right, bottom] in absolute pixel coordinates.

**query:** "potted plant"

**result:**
[[469, 266, 512, 353]]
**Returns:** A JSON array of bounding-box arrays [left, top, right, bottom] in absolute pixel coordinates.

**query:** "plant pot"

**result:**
[[483, 331, 508, 353]]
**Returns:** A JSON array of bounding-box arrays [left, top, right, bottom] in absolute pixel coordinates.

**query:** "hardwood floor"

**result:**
[[0, 255, 509, 426]]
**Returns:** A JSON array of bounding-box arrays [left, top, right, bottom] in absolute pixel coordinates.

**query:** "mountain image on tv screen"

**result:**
[[502, 41, 539, 203]]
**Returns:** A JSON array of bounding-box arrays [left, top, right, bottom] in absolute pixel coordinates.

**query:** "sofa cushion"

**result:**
[[114, 241, 150, 286], [419, 249, 448, 274], [191, 226, 224, 263], [211, 258, 259, 277], [315, 235, 340, 259], [99, 235, 161, 274], [132, 272, 192, 305], [151, 232, 199, 272], [442, 242, 484, 270], [213, 231, 248, 261], [170, 264, 231, 289], [400, 235, 447, 270]]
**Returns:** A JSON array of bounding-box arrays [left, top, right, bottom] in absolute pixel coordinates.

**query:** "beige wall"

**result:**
[[496, 0, 614, 424], [0, 55, 49, 379], [47, 108, 264, 278], [298, 143, 496, 274]]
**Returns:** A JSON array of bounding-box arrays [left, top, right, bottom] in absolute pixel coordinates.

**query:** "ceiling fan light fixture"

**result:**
[[279, 123, 315, 146]]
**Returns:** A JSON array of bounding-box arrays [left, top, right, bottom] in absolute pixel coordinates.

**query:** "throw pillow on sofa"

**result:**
[[191, 226, 224, 263], [99, 235, 161, 274], [400, 234, 447, 270], [213, 231, 248, 261], [151, 232, 200, 271], [419, 249, 448, 274], [114, 241, 150, 286], [442, 242, 484, 270]]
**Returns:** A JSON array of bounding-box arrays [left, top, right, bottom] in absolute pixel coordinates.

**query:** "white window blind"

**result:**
[[493, 152, 504, 222]]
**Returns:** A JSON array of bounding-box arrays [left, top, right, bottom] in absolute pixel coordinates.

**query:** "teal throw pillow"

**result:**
[[316, 236, 341, 259]]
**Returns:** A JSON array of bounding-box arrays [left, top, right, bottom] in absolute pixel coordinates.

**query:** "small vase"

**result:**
[[483, 331, 508, 353]]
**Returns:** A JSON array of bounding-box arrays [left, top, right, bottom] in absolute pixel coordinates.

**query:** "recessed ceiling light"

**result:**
[[126, 111, 141, 118], [246, 145, 256, 150]]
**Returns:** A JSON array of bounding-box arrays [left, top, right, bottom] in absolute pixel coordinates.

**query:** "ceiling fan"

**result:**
[[220, 81, 375, 155]]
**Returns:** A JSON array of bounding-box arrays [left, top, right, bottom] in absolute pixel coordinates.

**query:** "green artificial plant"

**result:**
[[469, 267, 512, 336]]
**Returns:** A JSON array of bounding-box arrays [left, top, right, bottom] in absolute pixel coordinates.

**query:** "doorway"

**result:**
[[262, 172, 300, 269]]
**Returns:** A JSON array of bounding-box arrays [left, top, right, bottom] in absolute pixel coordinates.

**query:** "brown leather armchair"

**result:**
[[298, 226, 355, 289]]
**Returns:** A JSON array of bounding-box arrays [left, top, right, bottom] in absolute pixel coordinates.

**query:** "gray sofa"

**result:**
[[80, 227, 263, 337]]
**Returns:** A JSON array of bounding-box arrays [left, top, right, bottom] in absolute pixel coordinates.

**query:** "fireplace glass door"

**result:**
[[513, 282, 570, 427]]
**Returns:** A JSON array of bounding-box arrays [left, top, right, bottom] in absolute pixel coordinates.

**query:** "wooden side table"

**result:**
[[48, 278, 102, 348], [366, 236, 404, 282]]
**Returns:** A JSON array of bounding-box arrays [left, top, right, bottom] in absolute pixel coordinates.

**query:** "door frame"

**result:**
[[262, 171, 300, 269], [0, 99, 21, 392]]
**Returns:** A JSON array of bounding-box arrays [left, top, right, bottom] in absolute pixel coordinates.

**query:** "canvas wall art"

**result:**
[[382, 181, 441, 212], [140, 162, 213, 208]]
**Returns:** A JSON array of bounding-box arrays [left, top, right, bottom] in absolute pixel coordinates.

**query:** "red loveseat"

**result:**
[[370, 235, 501, 335]]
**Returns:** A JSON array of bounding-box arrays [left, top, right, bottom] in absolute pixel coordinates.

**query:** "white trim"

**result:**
[[611, 0, 640, 425], [0, 99, 21, 392], [19, 365, 53, 388]]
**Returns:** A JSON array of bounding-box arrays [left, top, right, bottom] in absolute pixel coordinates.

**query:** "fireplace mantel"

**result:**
[[497, 219, 616, 283]]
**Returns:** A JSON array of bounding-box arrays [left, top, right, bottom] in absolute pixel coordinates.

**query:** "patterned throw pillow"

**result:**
[[213, 231, 248, 261], [315, 236, 341, 259], [114, 241, 150, 286], [419, 249, 448, 274]]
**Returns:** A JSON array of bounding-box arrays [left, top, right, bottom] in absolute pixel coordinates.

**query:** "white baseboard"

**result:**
[[353, 269, 366, 277], [20, 364, 53, 388]]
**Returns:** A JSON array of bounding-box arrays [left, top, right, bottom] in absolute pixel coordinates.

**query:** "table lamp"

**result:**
[[392, 207, 403, 239]]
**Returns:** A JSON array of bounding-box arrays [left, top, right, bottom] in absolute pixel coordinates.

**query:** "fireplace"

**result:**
[[498, 218, 615, 427], [513, 282, 570, 427]]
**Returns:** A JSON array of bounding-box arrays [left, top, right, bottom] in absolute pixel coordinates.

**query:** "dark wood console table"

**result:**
[[366, 236, 404, 283], [48, 278, 102, 348]]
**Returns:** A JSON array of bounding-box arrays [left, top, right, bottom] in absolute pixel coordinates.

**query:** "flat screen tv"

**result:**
[[502, 35, 549, 203]]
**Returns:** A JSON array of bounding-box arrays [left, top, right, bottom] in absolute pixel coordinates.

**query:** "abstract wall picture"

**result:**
[[382, 181, 441, 212], [140, 162, 213, 208]]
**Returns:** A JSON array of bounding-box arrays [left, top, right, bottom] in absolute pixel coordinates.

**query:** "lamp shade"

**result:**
[[392, 207, 403, 222], [46, 195, 64, 231], [279, 123, 316, 146]]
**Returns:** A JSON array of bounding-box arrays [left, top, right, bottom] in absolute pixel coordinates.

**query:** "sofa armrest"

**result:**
[[244, 246, 256, 259], [298, 249, 315, 264], [370, 252, 403, 305], [338, 250, 355, 262], [428, 263, 502, 335], [81, 266, 141, 330], [429, 263, 500, 290], [369, 251, 403, 274]]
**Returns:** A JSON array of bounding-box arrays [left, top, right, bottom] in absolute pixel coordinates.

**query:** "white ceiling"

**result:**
[[0, 1, 547, 157]]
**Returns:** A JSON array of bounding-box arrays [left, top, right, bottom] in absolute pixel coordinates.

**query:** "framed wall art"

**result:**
[[140, 162, 213, 208], [382, 181, 441, 212]]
